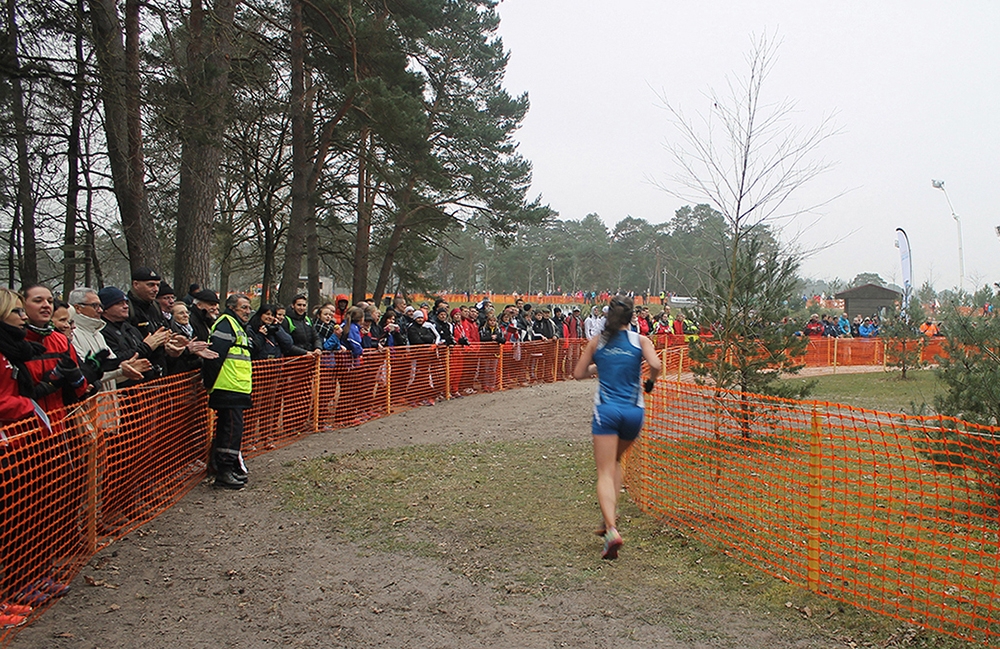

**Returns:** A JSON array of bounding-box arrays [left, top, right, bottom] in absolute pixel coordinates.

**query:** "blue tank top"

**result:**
[[593, 329, 644, 408]]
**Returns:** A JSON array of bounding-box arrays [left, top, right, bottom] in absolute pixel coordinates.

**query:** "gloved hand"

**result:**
[[643, 378, 655, 394], [85, 349, 111, 368], [48, 356, 85, 388], [80, 350, 109, 386]]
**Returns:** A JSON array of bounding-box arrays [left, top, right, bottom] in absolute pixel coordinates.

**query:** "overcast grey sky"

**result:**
[[495, 1, 999, 292]]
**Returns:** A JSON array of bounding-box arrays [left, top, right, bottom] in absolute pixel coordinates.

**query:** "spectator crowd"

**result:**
[[799, 312, 943, 339]]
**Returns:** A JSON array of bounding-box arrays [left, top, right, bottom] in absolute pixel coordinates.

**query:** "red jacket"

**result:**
[[24, 328, 88, 415], [332, 294, 350, 325], [804, 320, 824, 336], [462, 318, 480, 343], [562, 315, 583, 339], [0, 352, 35, 425]]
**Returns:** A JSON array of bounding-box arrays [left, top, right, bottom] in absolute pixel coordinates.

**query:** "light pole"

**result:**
[[547, 254, 555, 294], [931, 179, 965, 292]]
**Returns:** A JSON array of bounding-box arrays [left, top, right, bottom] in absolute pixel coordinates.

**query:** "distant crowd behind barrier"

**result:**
[[631, 348, 1000, 645], [0, 289, 955, 645]]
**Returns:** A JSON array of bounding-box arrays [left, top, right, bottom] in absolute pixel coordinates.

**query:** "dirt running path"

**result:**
[[13, 374, 877, 649]]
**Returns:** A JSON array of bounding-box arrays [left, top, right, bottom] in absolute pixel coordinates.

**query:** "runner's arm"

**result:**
[[640, 336, 661, 382], [573, 336, 599, 380]]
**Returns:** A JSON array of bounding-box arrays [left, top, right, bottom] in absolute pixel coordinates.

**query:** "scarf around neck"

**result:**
[[26, 321, 55, 338], [0, 320, 44, 397]]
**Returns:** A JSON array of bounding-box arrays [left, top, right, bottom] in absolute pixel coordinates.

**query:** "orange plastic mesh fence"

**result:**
[[800, 337, 946, 368], [243, 355, 317, 455], [651, 336, 949, 369], [629, 381, 1000, 645], [417, 293, 665, 307], [0, 335, 968, 645], [0, 341, 592, 641], [0, 371, 210, 642]]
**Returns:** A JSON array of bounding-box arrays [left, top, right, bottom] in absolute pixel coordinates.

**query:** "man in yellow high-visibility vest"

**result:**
[[203, 293, 253, 489]]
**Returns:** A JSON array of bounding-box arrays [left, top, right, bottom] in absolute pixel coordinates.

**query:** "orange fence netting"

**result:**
[[0, 335, 980, 646], [0, 341, 575, 643], [631, 376, 1000, 645]]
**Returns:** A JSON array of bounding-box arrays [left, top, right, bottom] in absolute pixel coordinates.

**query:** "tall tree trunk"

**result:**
[[277, 0, 308, 306], [305, 96, 353, 306], [173, 0, 237, 291], [217, 207, 234, 298], [261, 210, 274, 302], [305, 205, 320, 304], [371, 179, 417, 301], [303, 74, 319, 306], [62, 0, 86, 296], [88, 0, 160, 270], [82, 136, 101, 287], [372, 208, 412, 302], [6, 0, 38, 286], [351, 127, 372, 304], [8, 205, 20, 288]]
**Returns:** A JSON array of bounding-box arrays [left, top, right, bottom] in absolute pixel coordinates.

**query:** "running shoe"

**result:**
[[37, 577, 70, 597], [601, 529, 623, 560], [14, 586, 48, 607], [0, 602, 31, 616], [0, 613, 26, 629]]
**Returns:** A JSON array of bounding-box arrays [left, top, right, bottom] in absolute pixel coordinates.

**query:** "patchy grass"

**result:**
[[781, 369, 945, 414], [279, 439, 974, 647]]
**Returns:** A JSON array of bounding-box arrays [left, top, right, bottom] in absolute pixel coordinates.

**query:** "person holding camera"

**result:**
[[573, 294, 661, 560]]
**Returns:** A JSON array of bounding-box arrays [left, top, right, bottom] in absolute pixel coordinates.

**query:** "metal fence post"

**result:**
[[85, 415, 99, 554], [444, 346, 452, 399], [310, 352, 321, 431], [552, 338, 559, 383], [808, 406, 822, 593], [384, 348, 392, 415], [498, 345, 504, 391]]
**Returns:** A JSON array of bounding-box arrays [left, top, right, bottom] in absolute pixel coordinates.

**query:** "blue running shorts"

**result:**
[[591, 403, 644, 441]]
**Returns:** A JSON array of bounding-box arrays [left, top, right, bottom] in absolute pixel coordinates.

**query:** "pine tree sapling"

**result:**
[[689, 232, 813, 400], [660, 34, 834, 437], [881, 295, 927, 379], [915, 300, 1000, 505], [934, 303, 1000, 427]]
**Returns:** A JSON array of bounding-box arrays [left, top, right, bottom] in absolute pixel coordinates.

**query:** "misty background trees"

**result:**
[[0, 4, 985, 309], [0, 0, 553, 303]]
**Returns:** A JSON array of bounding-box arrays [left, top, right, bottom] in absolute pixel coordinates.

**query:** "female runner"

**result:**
[[573, 295, 661, 559]]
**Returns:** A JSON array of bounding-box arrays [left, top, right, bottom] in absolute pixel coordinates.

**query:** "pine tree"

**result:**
[[879, 294, 926, 379]]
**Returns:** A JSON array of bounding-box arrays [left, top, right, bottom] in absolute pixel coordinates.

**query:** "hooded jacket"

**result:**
[[333, 294, 350, 325]]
